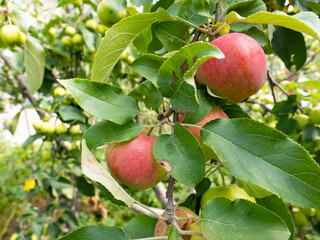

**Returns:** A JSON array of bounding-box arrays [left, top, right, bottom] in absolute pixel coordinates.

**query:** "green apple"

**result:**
[[70, 124, 81, 135], [295, 114, 310, 130], [294, 211, 307, 228], [53, 86, 66, 98], [97, 1, 126, 27], [114, 10, 126, 22], [201, 184, 255, 208], [48, 27, 57, 38], [71, 33, 83, 45], [40, 122, 56, 135], [73, 0, 82, 6], [55, 123, 68, 135], [65, 26, 76, 36], [86, 19, 98, 31], [310, 107, 320, 124], [97, 24, 109, 34], [252, 103, 261, 112], [41, 150, 52, 160], [61, 36, 72, 46], [32, 119, 45, 132], [0, 25, 25, 46]]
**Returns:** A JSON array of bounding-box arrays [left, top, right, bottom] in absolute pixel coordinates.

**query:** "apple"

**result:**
[[0, 25, 25, 46], [65, 26, 76, 36], [86, 19, 98, 31], [97, 1, 126, 27], [200, 184, 255, 208], [310, 107, 320, 124], [53, 86, 66, 98], [251, 103, 261, 112], [40, 122, 56, 135], [182, 107, 229, 160], [73, 0, 82, 7], [212, 22, 230, 36], [189, 223, 205, 240], [71, 33, 83, 45], [61, 36, 72, 46], [196, 33, 267, 104], [55, 123, 68, 135], [295, 114, 310, 130], [48, 27, 57, 38], [154, 206, 199, 240], [41, 150, 52, 160], [105, 133, 166, 190], [70, 124, 81, 136], [97, 24, 109, 34], [32, 119, 45, 133], [294, 211, 307, 228]]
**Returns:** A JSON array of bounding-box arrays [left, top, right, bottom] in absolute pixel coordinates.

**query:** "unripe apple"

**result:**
[[0, 25, 25, 46], [154, 206, 199, 239], [61, 36, 72, 46], [53, 86, 66, 98], [70, 124, 81, 135], [196, 33, 267, 103], [200, 184, 255, 208], [105, 133, 166, 190], [183, 107, 229, 160], [97, 24, 109, 34], [189, 223, 205, 240], [212, 22, 230, 36], [251, 103, 261, 112], [86, 19, 98, 31], [97, 1, 126, 27], [41, 150, 53, 160], [40, 122, 56, 135], [294, 211, 307, 228], [295, 114, 310, 130], [71, 33, 83, 45], [65, 26, 76, 36], [32, 119, 45, 132], [310, 107, 320, 124], [48, 27, 58, 38], [55, 123, 68, 135]]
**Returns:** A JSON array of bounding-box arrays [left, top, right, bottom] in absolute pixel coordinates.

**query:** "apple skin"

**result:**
[[105, 133, 166, 190], [310, 107, 320, 124], [154, 206, 199, 240], [0, 25, 25, 46], [295, 114, 310, 130], [196, 33, 267, 103], [98, 1, 126, 27], [200, 184, 255, 208]]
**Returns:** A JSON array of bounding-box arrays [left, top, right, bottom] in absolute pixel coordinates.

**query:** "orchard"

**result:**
[[0, 0, 320, 240]]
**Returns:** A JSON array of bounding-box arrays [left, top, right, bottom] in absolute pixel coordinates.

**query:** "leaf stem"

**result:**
[[133, 201, 164, 220]]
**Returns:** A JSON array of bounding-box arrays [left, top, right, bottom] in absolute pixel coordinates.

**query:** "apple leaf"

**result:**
[[236, 179, 272, 198], [128, 80, 162, 110], [132, 54, 166, 86], [178, 0, 208, 26], [200, 198, 291, 240], [225, 11, 320, 40], [58, 104, 87, 123], [123, 214, 158, 239], [153, 123, 205, 188], [59, 226, 130, 240], [58, 79, 139, 125], [10, 10, 36, 32], [168, 227, 179, 240], [154, 21, 189, 52], [91, 8, 171, 82], [201, 118, 320, 208], [157, 42, 224, 113], [257, 195, 295, 240], [24, 36, 45, 94], [81, 139, 135, 208], [83, 120, 143, 149]]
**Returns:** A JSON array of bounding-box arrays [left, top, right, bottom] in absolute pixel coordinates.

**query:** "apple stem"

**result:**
[[218, 166, 226, 187], [211, 23, 229, 37]]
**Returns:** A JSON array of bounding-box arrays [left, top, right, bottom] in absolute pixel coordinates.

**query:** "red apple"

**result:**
[[105, 133, 166, 190], [196, 33, 267, 103]]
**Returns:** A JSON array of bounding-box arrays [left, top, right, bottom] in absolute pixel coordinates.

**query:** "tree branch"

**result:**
[[153, 182, 168, 208], [131, 203, 164, 218]]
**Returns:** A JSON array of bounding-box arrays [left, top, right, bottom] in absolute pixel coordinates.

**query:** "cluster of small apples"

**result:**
[[85, 19, 109, 35], [154, 185, 255, 239], [97, 0, 126, 27], [32, 119, 68, 136], [60, 26, 84, 51], [292, 207, 319, 229], [53, 86, 77, 105], [0, 24, 26, 47], [295, 107, 320, 130]]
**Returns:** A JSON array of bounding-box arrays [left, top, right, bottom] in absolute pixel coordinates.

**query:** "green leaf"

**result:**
[[23, 133, 45, 149], [129, 80, 162, 110], [306, 2, 320, 14], [81, 139, 135, 208], [58, 79, 139, 125], [83, 120, 143, 149], [225, 11, 320, 40], [201, 118, 320, 208], [222, 104, 251, 119], [276, 117, 297, 135], [80, 27, 96, 52], [133, 27, 153, 53], [193, 0, 217, 18], [154, 21, 189, 52], [302, 125, 320, 142], [272, 26, 306, 71], [24, 36, 45, 94], [157, 42, 224, 113], [178, 0, 207, 26], [168, 227, 179, 240], [10, 10, 35, 32], [76, 176, 95, 196], [132, 54, 166, 86], [237, 179, 272, 198], [200, 198, 291, 240], [59, 226, 130, 240], [58, 104, 87, 123], [258, 195, 295, 240], [151, 0, 175, 12], [123, 214, 158, 239], [92, 8, 171, 82], [131, 0, 153, 6], [153, 123, 205, 187], [57, 0, 82, 7]]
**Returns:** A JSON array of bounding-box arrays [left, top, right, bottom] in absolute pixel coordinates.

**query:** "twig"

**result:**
[[267, 70, 289, 97], [246, 100, 272, 113], [190, 30, 200, 43], [214, 2, 221, 24], [132, 202, 164, 219], [153, 182, 168, 208]]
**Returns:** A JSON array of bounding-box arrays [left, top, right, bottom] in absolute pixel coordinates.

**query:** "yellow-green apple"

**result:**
[[154, 206, 199, 240], [70, 124, 81, 135], [294, 211, 307, 228], [0, 25, 25, 46], [40, 122, 56, 135], [105, 133, 166, 190], [182, 107, 229, 160], [55, 123, 68, 135], [97, 24, 109, 34], [200, 184, 255, 208], [97, 1, 126, 27], [85, 19, 98, 31], [53, 86, 66, 98], [32, 119, 45, 133], [65, 26, 76, 36], [48, 27, 57, 38], [196, 33, 267, 103], [310, 107, 320, 124], [295, 114, 310, 130], [61, 36, 72, 46]]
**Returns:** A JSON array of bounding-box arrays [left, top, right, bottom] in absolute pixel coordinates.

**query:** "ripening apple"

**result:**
[[200, 184, 255, 208], [0, 25, 25, 46], [182, 107, 229, 160], [53, 86, 66, 98], [154, 206, 199, 240], [196, 33, 267, 103], [105, 133, 166, 190]]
